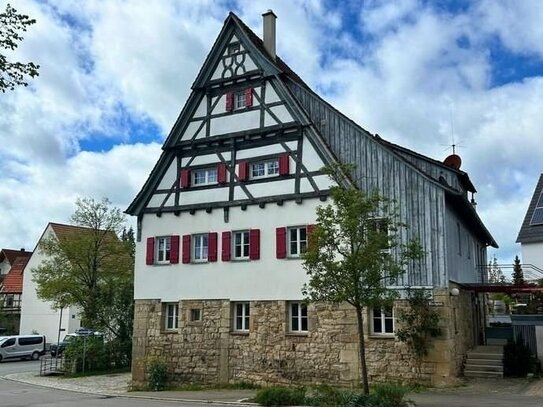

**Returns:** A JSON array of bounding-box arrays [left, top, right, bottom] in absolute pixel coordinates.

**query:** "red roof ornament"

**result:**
[[443, 154, 462, 170]]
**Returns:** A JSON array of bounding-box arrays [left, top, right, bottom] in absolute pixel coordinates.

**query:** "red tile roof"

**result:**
[[0, 248, 31, 265], [1, 255, 29, 294]]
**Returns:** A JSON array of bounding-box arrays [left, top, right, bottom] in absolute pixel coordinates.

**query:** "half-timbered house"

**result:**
[[128, 11, 497, 386]]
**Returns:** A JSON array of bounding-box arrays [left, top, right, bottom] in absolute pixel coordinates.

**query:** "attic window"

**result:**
[[234, 91, 246, 110], [228, 43, 240, 55]]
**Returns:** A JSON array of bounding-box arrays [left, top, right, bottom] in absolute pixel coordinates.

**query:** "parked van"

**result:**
[[0, 335, 46, 362]]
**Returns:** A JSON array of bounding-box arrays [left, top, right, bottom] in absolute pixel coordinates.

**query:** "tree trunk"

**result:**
[[355, 304, 370, 394]]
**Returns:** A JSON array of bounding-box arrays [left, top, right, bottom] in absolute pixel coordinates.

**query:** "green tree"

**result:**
[[488, 255, 506, 284], [396, 288, 441, 380], [512, 255, 525, 286], [32, 197, 133, 338], [302, 168, 424, 394], [1, 3, 40, 92]]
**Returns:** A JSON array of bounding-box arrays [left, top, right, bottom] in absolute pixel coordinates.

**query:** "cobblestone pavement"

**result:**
[[4, 371, 543, 405]]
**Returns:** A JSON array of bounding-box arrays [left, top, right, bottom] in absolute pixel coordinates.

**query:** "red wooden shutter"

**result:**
[[217, 163, 227, 184], [182, 235, 191, 264], [249, 229, 260, 260], [180, 169, 191, 188], [238, 161, 248, 181], [245, 88, 253, 107], [170, 235, 180, 264], [279, 153, 290, 176], [146, 237, 155, 265], [208, 232, 218, 262], [276, 227, 287, 259], [225, 91, 234, 112], [222, 231, 231, 261], [306, 224, 316, 250]]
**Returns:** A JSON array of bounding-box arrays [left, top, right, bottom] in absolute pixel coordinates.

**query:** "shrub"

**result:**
[[147, 357, 168, 391], [64, 336, 108, 374], [255, 386, 306, 406], [370, 383, 414, 407]]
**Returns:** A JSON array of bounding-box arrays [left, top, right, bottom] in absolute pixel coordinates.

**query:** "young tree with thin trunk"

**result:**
[[512, 255, 525, 286], [302, 169, 424, 394], [32, 197, 133, 339]]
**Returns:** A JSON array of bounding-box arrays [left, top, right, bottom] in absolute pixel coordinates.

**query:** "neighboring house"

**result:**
[[0, 249, 31, 334], [19, 223, 82, 344], [127, 11, 497, 386], [517, 174, 543, 271]]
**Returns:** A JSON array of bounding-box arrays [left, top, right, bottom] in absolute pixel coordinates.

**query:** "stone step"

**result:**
[[464, 370, 503, 378], [471, 346, 504, 354], [465, 358, 502, 366], [467, 352, 503, 360], [464, 363, 503, 373]]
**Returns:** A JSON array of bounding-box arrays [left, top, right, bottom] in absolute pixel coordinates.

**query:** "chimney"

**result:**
[[262, 10, 277, 60]]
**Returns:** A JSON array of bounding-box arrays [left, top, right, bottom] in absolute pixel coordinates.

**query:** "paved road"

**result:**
[[0, 358, 41, 375], [411, 392, 543, 407]]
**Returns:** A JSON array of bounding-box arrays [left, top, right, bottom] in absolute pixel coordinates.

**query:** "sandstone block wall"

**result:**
[[132, 288, 478, 388]]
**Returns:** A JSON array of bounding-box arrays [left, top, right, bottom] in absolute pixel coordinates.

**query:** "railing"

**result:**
[[39, 355, 65, 376]]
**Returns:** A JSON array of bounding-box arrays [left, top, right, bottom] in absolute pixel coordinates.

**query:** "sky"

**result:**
[[1, 0, 542, 277]]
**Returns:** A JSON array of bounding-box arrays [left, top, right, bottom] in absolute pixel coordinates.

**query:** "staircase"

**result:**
[[463, 345, 504, 378]]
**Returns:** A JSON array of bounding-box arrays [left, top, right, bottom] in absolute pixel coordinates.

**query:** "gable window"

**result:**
[[371, 306, 394, 335], [234, 91, 246, 110], [193, 234, 209, 262], [228, 43, 240, 55], [164, 303, 179, 331], [288, 227, 307, 257], [233, 302, 250, 331], [192, 168, 217, 186], [226, 88, 253, 112], [250, 159, 279, 179], [156, 236, 171, 263], [233, 231, 250, 259], [289, 302, 308, 333]]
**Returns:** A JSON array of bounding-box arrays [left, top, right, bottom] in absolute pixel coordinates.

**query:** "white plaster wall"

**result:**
[[194, 96, 207, 118], [210, 110, 260, 137], [182, 120, 204, 141], [158, 160, 178, 190], [135, 199, 330, 302], [521, 242, 543, 271], [265, 82, 281, 103], [19, 225, 81, 344]]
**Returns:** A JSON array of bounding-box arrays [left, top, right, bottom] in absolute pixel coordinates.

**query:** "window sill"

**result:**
[[187, 321, 203, 326], [191, 260, 209, 264], [161, 330, 179, 334], [232, 258, 250, 262], [286, 332, 309, 337], [230, 331, 250, 336], [368, 334, 395, 340]]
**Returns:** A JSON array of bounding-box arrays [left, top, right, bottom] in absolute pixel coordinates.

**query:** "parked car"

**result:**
[[50, 328, 102, 357], [0, 335, 46, 362]]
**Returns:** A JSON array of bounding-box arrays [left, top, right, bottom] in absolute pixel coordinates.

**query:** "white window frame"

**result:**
[[250, 159, 279, 179], [233, 302, 250, 332], [288, 226, 307, 258], [234, 91, 246, 110], [233, 230, 250, 260], [289, 302, 308, 333], [164, 303, 179, 331], [192, 168, 217, 186], [371, 306, 395, 336], [190, 308, 202, 322], [192, 234, 208, 262], [156, 236, 171, 264]]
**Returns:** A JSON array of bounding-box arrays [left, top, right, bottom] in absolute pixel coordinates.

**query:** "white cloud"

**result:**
[[2, 0, 543, 276]]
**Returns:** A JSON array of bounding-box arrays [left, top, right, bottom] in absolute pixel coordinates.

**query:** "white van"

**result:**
[[0, 335, 46, 362]]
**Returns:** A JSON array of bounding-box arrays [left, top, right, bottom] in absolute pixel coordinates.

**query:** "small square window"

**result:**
[[193, 234, 208, 262], [228, 43, 240, 55], [233, 302, 250, 331], [233, 231, 250, 259], [156, 236, 171, 263], [164, 303, 179, 331], [234, 92, 246, 110], [288, 227, 307, 257], [190, 308, 202, 322], [289, 302, 308, 333], [371, 306, 394, 335]]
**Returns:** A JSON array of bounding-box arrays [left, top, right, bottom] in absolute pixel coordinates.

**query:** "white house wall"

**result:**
[[135, 199, 324, 302], [19, 225, 81, 344], [521, 242, 543, 271]]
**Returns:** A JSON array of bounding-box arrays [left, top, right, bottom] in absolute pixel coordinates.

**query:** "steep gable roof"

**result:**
[[1, 255, 28, 294], [517, 174, 543, 243], [0, 248, 31, 266]]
